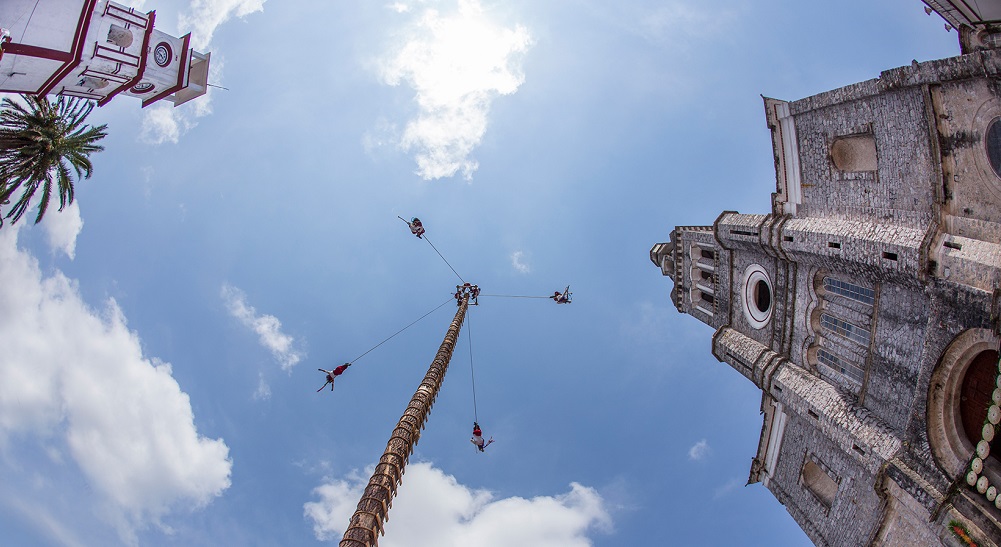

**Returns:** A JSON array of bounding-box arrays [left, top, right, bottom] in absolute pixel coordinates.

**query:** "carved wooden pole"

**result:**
[[340, 292, 469, 547]]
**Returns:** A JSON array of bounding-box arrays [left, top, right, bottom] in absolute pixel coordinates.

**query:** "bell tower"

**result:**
[[651, 42, 1001, 546], [650, 224, 728, 331], [0, 0, 210, 108]]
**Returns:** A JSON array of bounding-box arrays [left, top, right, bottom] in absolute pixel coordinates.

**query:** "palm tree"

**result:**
[[0, 94, 107, 226]]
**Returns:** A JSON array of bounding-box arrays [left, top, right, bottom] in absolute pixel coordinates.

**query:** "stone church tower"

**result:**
[[651, 10, 1001, 547]]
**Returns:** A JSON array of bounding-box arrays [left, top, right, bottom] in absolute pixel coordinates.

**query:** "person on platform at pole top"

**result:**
[[454, 283, 480, 306], [470, 422, 495, 452], [409, 217, 425, 238], [316, 363, 351, 392]]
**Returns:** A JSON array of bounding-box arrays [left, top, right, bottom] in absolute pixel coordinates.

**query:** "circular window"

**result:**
[[754, 280, 771, 314], [131, 82, 154, 94], [154, 42, 173, 67], [971, 100, 1001, 199], [741, 264, 773, 329], [986, 118, 1001, 179]]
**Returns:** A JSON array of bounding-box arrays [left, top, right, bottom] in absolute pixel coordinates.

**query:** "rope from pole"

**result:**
[[479, 294, 551, 299], [397, 216, 465, 283], [423, 235, 465, 284], [349, 297, 453, 363], [340, 295, 470, 547], [466, 310, 478, 423]]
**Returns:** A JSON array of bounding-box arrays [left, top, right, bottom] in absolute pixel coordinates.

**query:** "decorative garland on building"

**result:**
[[949, 519, 979, 547], [962, 349, 1001, 514]]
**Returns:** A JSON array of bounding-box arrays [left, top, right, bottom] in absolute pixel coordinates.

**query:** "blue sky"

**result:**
[[0, 1, 960, 545]]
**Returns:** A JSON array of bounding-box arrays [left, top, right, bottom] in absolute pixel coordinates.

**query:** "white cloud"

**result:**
[[139, 165, 155, 200], [602, 1, 737, 51], [362, 117, 400, 157], [620, 301, 673, 344], [141, 4, 237, 145], [254, 372, 272, 400], [388, 2, 411, 13], [510, 250, 530, 273], [712, 478, 743, 500], [304, 470, 368, 541], [637, 3, 716, 45], [0, 175, 83, 258], [688, 439, 710, 461], [140, 103, 192, 145], [42, 199, 83, 259], [306, 462, 611, 546], [179, 0, 267, 50], [221, 283, 303, 370], [3, 496, 90, 547], [139, 56, 223, 145], [0, 225, 232, 538], [379, 0, 532, 180]]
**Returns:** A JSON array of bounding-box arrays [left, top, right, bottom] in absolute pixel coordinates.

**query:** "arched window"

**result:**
[[77, 76, 110, 90], [817, 347, 864, 385], [928, 329, 1001, 513], [689, 244, 718, 318], [802, 458, 838, 508], [810, 272, 872, 393], [985, 117, 1001, 180], [961, 350, 1001, 466], [821, 313, 870, 346], [807, 343, 863, 395], [822, 277, 874, 306], [831, 135, 877, 172]]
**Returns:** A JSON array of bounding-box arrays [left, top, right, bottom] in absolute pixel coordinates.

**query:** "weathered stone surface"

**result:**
[[651, 50, 1001, 546]]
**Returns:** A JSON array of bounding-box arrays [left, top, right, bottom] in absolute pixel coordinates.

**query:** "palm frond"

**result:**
[[0, 94, 108, 227]]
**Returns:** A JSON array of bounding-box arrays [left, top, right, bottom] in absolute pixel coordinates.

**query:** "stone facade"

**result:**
[[651, 46, 1001, 547]]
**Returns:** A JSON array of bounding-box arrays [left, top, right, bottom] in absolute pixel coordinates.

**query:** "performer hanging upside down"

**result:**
[[470, 422, 495, 452], [550, 287, 572, 304], [316, 363, 351, 392], [409, 217, 425, 238]]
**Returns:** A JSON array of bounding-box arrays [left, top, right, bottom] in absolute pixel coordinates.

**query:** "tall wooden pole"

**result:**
[[340, 293, 469, 547]]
